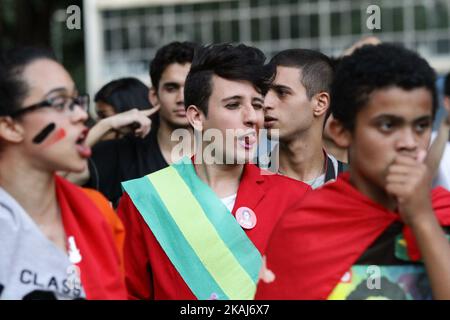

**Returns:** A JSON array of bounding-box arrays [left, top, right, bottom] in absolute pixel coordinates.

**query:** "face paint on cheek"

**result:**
[[42, 128, 67, 148], [32, 123, 56, 144], [32, 123, 67, 148]]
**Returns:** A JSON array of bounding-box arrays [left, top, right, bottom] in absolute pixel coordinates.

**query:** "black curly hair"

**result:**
[[330, 43, 437, 131], [184, 43, 273, 116], [149, 41, 198, 90]]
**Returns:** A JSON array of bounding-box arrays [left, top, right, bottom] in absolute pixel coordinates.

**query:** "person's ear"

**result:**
[[0, 116, 25, 144], [443, 97, 450, 125], [327, 116, 352, 148], [186, 105, 204, 131], [444, 96, 450, 112], [312, 92, 330, 118], [149, 87, 160, 109]]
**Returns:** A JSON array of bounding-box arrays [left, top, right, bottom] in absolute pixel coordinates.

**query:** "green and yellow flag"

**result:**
[[122, 157, 262, 300]]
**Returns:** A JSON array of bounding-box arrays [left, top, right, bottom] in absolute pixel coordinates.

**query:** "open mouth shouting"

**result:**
[[75, 128, 92, 158], [237, 131, 257, 150]]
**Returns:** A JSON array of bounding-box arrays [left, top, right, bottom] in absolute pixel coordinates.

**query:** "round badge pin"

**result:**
[[235, 207, 257, 230]]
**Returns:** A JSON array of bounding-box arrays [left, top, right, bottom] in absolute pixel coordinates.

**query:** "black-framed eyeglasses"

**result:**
[[9, 94, 90, 118]]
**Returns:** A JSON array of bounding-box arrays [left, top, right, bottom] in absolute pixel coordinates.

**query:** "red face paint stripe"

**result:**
[[41, 128, 67, 148]]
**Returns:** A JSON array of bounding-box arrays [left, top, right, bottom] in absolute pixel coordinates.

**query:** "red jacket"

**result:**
[[117, 163, 310, 300]]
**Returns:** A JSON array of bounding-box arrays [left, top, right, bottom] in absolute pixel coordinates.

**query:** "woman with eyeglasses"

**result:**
[[0, 47, 127, 299]]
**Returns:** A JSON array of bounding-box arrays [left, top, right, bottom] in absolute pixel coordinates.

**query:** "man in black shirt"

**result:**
[[86, 42, 198, 206]]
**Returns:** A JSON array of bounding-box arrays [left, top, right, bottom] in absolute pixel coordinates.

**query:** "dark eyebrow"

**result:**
[[45, 86, 77, 98], [221, 95, 243, 102], [372, 114, 403, 121], [271, 84, 292, 92], [45, 87, 67, 97], [252, 97, 264, 104], [162, 82, 180, 88], [413, 115, 432, 123], [371, 114, 432, 125]]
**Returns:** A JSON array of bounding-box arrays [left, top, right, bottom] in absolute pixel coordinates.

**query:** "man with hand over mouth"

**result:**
[[257, 43, 450, 300]]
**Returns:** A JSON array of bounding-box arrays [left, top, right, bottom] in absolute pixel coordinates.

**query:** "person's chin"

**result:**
[[267, 128, 282, 140], [171, 117, 190, 127], [64, 159, 87, 174], [234, 148, 256, 164]]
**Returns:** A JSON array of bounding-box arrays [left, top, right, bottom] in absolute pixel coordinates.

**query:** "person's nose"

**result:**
[[243, 104, 258, 128], [70, 103, 88, 123], [264, 90, 276, 112], [176, 87, 185, 106], [396, 127, 418, 156]]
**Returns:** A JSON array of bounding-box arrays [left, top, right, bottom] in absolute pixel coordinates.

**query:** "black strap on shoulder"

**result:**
[[325, 156, 349, 182], [338, 160, 349, 174], [325, 155, 336, 182]]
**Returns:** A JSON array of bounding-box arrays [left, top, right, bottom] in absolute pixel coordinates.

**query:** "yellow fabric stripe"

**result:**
[[147, 166, 256, 299]]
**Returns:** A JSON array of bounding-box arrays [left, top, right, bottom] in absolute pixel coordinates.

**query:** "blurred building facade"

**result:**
[[84, 0, 450, 95]]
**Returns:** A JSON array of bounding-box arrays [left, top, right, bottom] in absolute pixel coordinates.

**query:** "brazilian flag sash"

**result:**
[[122, 157, 262, 300]]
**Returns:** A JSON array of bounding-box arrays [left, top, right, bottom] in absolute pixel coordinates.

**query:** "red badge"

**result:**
[[235, 207, 257, 230]]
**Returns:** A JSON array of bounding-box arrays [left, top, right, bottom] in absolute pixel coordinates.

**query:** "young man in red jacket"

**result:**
[[256, 43, 450, 300], [117, 43, 310, 300]]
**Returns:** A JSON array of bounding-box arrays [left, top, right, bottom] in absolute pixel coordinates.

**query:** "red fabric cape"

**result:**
[[255, 172, 450, 300], [55, 175, 127, 299]]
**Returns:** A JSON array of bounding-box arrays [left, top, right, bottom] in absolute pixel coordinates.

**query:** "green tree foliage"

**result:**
[[0, 0, 85, 92]]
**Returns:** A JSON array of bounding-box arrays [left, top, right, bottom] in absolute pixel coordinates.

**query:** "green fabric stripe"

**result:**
[[122, 177, 227, 300], [147, 165, 257, 300], [172, 157, 262, 283]]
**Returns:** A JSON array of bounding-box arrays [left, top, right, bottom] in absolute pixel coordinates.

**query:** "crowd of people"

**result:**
[[0, 38, 449, 300]]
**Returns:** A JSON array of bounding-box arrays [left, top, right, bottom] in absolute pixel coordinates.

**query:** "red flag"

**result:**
[[256, 173, 450, 299], [55, 175, 127, 300]]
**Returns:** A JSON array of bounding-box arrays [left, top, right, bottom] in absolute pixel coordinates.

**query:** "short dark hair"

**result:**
[[149, 41, 198, 90], [331, 43, 437, 131], [444, 72, 450, 97], [184, 43, 273, 116], [269, 49, 333, 99], [94, 77, 151, 113], [0, 47, 56, 116]]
